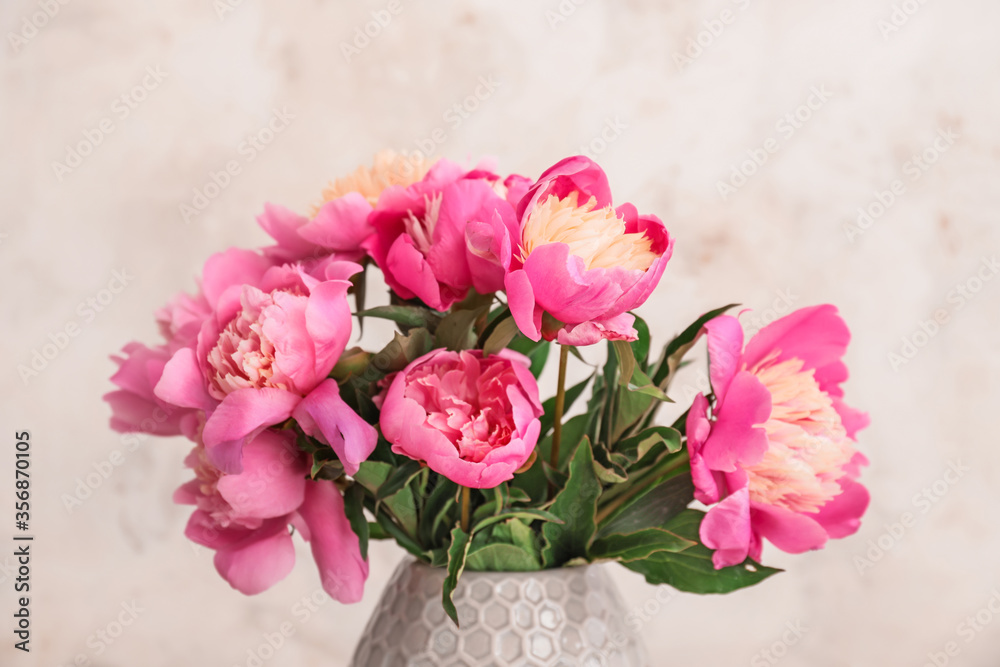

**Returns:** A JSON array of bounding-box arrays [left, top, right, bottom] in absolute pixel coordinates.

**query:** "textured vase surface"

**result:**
[[350, 558, 648, 667]]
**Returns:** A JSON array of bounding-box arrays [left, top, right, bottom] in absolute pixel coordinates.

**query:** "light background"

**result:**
[[2, 0, 999, 665]]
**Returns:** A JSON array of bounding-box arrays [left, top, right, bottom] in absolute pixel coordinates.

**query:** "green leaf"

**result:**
[[622, 510, 781, 593], [510, 451, 548, 504], [353, 264, 368, 333], [617, 426, 683, 464], [612, 340, 636, 386], [598, 468, 694, 537], [482, 316, 521, 356], [507, 336, 552, 378], [466, 543, 541, 571], [590, 527, 696, 562], [418, 477, 459, 547], [357, 305, 442, 330], [539, 412, 592, 471], [472, 509, 562, 535], [358, 328, 433, 385], [343, 484, 369, 560], [436, 307, 487, 351], [442, 527, 473, 626], [539, 374, 593, 438], [376, 460, 424, 500], [651, 304, 739, 387], [367, 521, 389, 540], [507, 487, 532, 504], [375, 511, 424, 558], [353, 461, 392, 494], [541, 438, 602, 568], [626, 368, 672, 401], [630, 314, 651, 368]]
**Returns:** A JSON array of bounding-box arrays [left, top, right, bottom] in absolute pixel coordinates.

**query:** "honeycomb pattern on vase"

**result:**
[[350, 558, 648, 667]]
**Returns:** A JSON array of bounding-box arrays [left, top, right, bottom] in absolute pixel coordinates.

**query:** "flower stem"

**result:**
[[550, 344, 570, 470], [460, 486, 471, 533]]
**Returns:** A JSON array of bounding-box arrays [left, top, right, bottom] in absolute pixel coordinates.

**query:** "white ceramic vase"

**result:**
[[350, 558, 648, 667]]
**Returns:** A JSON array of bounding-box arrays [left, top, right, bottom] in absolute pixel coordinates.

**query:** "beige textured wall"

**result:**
[[2, 0, 999, 665]]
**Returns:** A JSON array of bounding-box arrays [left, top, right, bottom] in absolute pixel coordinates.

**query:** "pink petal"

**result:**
[[699, 370, 771, 472], [213, 521, 296, 595], [742, 305, 849, 384], [555, 313, 637, 346], [811, 478, 870, 539], [293, 380, 377, 476], [216, 430, 309, 519], [202, 388, 301, 473], [154, 347, 216, 412], [521, 244, 624, 324], [297, 480, 368, 603], [505, 269, 542, 341], [299, 193, 374, 252], [257, 203, 316, 261], [385, 235, 444, 309], [703, 315, 745, 405], [750, 502, 829, 554], [201, 248, 273, 307], [701, 486, 752, 569], [833, 397, 870, 440]]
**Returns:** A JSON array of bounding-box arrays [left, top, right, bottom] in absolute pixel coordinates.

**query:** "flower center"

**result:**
[[743, 354, 856, 513], [405, 352, 516, 463], [206, 287, 300, 400], [403, 192, 443, 255], [520, 192, 658, 271], [316, 150, 433, 210]]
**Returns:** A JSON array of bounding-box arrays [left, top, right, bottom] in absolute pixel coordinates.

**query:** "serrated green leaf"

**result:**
[[443, 527, 473, 626], [541, 438, 602, 567]]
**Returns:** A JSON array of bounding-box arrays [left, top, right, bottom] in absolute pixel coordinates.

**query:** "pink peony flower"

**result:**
[[154, 252, 377, 474], [686, 305, 871, 568], [363, 159, 520, 311], [104, 342, 201, 441], [475, 156, 674, 346], [177, 429, 368, 601], [379, 349, 543, 489]]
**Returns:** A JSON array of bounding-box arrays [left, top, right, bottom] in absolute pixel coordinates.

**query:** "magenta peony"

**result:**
[[474, 155, 674, 345], [363, 159, 520, 311], [177, 429, 368, 602], [379, 349, 542, 488], [686, 305, 870, 568], [153, 251, 376, 474]]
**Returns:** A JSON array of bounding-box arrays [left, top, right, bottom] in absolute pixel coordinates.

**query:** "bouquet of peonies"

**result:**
[[106, 152, 869, 623]]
